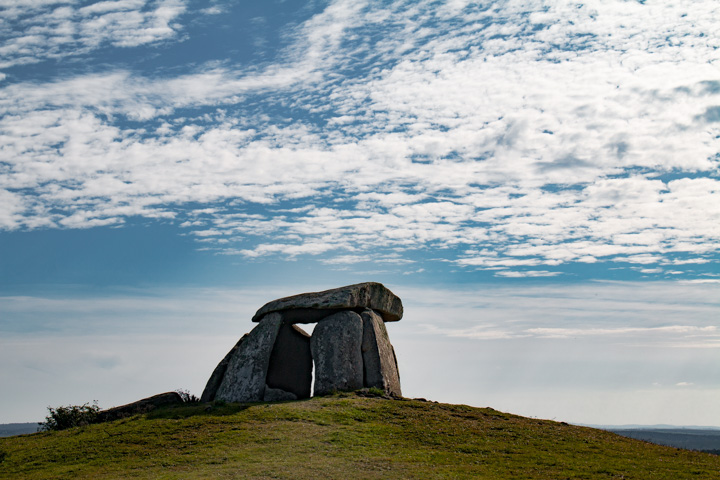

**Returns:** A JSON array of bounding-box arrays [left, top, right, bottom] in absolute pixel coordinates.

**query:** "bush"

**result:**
[[39, 401, 101, 431], [175, 389, 200, 403]]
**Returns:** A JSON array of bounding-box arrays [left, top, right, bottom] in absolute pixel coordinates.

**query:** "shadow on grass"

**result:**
[[145, 403, 253, 420]]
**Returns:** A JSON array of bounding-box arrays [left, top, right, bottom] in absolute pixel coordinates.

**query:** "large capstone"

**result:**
[[311, 310, 364, 396], [214, 312, 283, 403], [252, 282, 403, 323], [361, 309, 402, 396]]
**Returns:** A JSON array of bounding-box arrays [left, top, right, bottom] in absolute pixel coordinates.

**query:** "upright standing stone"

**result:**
[[361, 309, 402, 396], [311, 311, 364, 396], [201, 333, 248, 402], [265, 322, 313, 400], [215, 313, 283, 403]]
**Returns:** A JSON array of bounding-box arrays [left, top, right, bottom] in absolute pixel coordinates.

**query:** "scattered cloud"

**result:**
[[421, 324, 720, 345], [495, 270, 563, 278], [1, 0, 719, 277], [0, 0, 188, 69], [525, 326, 717, 339], [401, 281, 720, 348]]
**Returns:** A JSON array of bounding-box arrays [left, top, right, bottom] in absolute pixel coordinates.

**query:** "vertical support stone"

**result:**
[[361, 309, 402, 396], [200, 333, 248, 403], [311, 311, 364, 396], [215, 312, 283, 403], [265, 322, 313, 400]]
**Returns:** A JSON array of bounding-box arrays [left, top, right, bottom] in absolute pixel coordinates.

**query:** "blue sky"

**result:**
[[1, 0, 719, 426]]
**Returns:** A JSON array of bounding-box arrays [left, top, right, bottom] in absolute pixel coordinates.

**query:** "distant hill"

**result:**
[[0, 423, 37, 438], [608, 428, 720, 455], [1, 393, 719, 479]]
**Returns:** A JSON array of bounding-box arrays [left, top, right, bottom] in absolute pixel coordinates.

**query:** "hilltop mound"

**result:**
[[1, 393, 718, 479]]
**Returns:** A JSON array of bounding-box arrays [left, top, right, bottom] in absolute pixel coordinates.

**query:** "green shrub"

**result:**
[[39, 401, 101, 431], [175, 389, 200, 403]]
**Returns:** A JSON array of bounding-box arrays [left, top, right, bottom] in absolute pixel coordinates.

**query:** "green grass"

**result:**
[[1, 393, 718, 479]]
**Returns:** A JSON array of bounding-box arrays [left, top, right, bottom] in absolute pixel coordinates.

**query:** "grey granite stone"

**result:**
[[311, 311, 364, 396], [215, 313, 283, 403], [96, 392, 184, 422], [252, 282, 403, 323], [263, 385, 298, 402], [200, 333, 248, 403], [361, 309, 402, 396]]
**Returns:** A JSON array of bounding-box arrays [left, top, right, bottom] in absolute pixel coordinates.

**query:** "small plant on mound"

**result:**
[[175, 389, 200, 403], [39, 401, 101, 431]]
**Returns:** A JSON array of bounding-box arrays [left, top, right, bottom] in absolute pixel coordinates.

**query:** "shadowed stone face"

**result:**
[[263, 385, 297, 402], [252, 282, 403, 323], [265, 322, 312, 400], [311, 311, 364, 396], [361, 309, 402, 396], [271, 307, 345, 324]]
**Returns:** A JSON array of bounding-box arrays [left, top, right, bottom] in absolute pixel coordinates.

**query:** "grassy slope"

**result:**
[[1, 393, 718, 480]]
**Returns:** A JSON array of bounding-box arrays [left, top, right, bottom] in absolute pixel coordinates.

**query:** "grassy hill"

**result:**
[[1, 392, 718, 479]]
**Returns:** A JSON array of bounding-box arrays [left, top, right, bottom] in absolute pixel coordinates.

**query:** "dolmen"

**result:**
[[201, 282, 403, 403]]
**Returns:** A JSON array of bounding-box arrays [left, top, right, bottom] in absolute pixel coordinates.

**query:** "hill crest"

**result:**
[[1, 393, 718, 479]]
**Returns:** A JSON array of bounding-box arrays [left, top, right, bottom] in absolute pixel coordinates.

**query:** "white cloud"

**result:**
[[525, 325, 717, 339], [1, 0, 719, 275], [399, 280, 720, 343], [495, 270, 563, 278], [199, 6, 223, 15], [0, 0, 187, 68], [682, 279, 720, 285]]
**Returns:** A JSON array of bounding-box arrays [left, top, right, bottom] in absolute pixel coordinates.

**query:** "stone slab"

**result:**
[[361, 309, 402, 396], [252, 282, 403, 323], [265, 323, 313, 399], [274, 308, 344, 324], [263, 385, 298, 402], [311, 311, 364, 396], [97, 392, 184, 422], [215, 312, 283, 403], [201, 334, 248, 403]]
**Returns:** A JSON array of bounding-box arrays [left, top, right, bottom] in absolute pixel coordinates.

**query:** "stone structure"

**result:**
[[96, 392, 184, 422], [201, 282, 402, 403]]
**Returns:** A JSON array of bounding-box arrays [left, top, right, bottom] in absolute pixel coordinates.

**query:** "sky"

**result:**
[[0, 0, 718, 426]]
